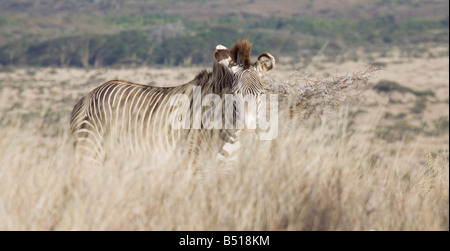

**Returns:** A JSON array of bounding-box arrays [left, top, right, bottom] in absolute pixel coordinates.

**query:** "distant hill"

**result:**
[[1, 0, 448, 20], [0, 0, 448, 67]]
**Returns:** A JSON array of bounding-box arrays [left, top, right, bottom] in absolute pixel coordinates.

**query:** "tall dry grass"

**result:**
[[0, 67, 448, 230]]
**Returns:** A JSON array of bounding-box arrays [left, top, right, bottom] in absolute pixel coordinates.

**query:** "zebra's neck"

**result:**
[[176, 62, 234, 96]]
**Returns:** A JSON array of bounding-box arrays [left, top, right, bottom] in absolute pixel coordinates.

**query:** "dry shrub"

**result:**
[[265, 64, 380, 120]]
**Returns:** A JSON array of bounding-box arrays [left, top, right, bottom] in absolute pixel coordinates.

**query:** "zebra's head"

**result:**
[[214, 40, 275, 130]]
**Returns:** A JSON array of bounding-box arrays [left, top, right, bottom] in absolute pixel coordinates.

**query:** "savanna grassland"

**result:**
[[0, 0, 448, 230], [0, 54, 448, 230]]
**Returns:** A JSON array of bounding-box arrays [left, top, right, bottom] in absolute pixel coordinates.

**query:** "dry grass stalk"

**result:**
[[0, 65, 448, 231]]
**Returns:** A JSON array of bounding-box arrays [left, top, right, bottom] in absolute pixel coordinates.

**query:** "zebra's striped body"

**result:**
[[70, 40, 275, 166], [70, 64, 235, 161]]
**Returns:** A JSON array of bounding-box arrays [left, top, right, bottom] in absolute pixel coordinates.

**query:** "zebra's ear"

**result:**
[[256, 53, 275, 72], [214, 45, 232, 68]]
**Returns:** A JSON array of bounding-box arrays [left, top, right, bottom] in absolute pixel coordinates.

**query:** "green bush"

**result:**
[[0, 40, 32, 65], [1, 30, 155, 67]]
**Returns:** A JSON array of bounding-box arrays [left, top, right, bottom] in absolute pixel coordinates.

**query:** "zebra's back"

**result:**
[[70, 80, 190, 160]]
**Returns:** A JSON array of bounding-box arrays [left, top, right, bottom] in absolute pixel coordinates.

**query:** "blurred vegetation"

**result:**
[[376, 120, 422, 141], [373, 80, 435, 97], [0, 1, 448, 67], [410, 98, 427, 114], [376, 115, 449, 142]]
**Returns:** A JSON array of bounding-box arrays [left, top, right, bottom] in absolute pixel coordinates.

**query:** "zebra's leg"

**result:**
[[182, 130, 205, 174], [216, 139, 241, 162], [216, 129, 241, 167]]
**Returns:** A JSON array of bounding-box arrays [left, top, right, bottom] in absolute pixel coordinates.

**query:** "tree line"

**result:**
[[0, 28, 298, 67], [0, 15, 448, 67]]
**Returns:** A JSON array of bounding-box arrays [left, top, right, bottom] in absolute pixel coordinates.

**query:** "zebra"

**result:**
[[70, 39, 275, 167]]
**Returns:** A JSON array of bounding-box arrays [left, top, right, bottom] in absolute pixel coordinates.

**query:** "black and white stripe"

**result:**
[[70, 40, 275, 167]]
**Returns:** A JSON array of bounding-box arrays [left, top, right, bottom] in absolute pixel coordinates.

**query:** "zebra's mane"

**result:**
[[184, 62, 235, 94], [230, 39, 252, 69]]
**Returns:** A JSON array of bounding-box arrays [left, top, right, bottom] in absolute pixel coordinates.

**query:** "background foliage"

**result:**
[[0, 0, 448, 67]]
